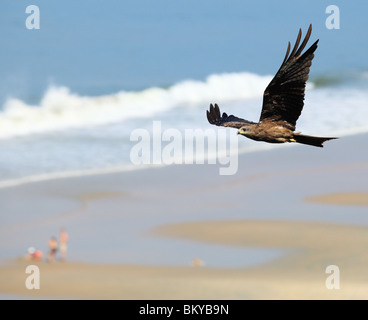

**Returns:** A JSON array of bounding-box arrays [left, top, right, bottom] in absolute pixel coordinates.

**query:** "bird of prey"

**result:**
[[206, 24, 337, 147]]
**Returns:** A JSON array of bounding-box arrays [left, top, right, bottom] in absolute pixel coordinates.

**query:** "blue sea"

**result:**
[[0, 0, 368, 187]]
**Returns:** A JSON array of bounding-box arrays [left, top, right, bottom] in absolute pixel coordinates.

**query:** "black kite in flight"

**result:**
[[207, 24, 337, 147]]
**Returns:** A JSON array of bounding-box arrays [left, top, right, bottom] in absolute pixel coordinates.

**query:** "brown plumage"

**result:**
[[206, 24, 337, 148]]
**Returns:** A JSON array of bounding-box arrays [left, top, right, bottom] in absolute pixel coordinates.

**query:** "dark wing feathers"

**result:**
[[206, 25, 317, 132], [207, 103, 255, 129], [259, 24, 318, 129]]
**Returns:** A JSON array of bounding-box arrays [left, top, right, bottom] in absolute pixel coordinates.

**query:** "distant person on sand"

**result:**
[[26, 247, 43, 261], [59, 228, 69, 261], [47, 236, 58, 263]]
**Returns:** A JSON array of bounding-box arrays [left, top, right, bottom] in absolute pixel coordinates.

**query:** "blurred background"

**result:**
[[0, 0, 367, 186], [1, 2, 368, 295]]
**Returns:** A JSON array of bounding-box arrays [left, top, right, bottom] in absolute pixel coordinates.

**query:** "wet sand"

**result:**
[[0, 133, 367, 299], [2, 216, 368, 299]]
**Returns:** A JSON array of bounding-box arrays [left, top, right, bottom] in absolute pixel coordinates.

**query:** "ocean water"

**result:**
[[0, 0, 368, 187], [1, 1, 368, 273]]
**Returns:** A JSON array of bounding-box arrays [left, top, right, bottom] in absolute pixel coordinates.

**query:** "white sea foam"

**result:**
[[0, 72, 274, 139], [1, 71, 368, 190], [0, 163, 148, 189]]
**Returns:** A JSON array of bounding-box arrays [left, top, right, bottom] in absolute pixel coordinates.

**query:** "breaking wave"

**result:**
[[0, 72, 274, 139]]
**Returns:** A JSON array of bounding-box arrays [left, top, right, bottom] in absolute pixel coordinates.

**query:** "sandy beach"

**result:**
[[0, 132, 367, 300], [2, 0, 368, 302]]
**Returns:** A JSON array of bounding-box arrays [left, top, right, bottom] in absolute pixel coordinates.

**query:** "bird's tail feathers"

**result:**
[[292, 133, 337, 148]]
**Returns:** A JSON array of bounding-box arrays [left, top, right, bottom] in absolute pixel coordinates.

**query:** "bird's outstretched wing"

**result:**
[[259, 24, 318, 130], [207, 103, 256, 129]]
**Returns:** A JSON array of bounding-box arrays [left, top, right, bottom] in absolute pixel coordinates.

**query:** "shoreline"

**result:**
[[0, 130, 366, 191], [0, 132, 367, 299]]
